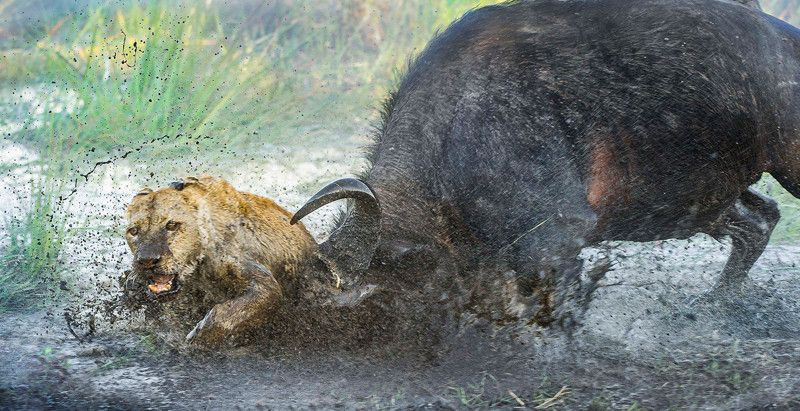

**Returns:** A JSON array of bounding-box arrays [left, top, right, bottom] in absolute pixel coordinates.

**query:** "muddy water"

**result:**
[[2, 88, 800, 409], [2, 239, 800, 409]]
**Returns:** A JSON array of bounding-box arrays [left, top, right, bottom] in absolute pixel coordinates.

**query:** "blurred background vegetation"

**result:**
[[0, 0, 798, 311], [1, 0, 507, 151], [763, 0, 800, 22]]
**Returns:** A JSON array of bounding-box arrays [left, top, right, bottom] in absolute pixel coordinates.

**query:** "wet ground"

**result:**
[[2, 240, 800, 409]]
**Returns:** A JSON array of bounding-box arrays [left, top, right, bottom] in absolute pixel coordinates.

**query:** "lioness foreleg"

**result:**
[[186, 261, 282, 346]]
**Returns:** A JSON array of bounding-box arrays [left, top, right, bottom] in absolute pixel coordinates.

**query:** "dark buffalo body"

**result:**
[[300, 0, 800, 324]]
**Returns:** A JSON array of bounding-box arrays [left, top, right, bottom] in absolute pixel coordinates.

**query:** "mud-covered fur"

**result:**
[[123, 176, 329, 346]]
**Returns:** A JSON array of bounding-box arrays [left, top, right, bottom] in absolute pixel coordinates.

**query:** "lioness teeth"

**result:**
[[148, 282, 172, 294]]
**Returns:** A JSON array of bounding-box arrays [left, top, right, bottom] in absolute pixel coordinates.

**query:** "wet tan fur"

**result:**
[[125, 176, 318, 346]]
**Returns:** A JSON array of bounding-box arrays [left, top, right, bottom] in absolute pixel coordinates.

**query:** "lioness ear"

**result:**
[[169, 181, 186, 190], [170, 176, 201, 191], [135, 187, 153, 197]]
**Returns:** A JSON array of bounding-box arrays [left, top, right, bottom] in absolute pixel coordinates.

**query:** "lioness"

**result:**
[[122, 176, 342, 346]]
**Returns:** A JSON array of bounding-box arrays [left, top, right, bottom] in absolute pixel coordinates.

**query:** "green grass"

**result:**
[[0, 153, 68, 312], [10, 1, 505, 154], [34, 4, 294, 153]]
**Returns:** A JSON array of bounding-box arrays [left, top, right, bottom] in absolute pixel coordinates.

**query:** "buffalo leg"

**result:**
[[710, 188, 780, 292], [506, 210, 597, 327]]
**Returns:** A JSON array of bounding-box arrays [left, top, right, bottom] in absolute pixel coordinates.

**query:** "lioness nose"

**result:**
[[136, 256, 161, 269]]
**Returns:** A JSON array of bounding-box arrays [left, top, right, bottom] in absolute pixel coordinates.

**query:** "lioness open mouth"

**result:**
[[147, 274, 179, 297]]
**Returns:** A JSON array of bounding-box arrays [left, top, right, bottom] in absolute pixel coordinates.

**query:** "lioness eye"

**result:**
[[165, 221, 181, 231], [127, 227, 139, 236]]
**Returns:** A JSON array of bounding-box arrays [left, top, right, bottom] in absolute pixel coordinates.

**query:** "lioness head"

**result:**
[[125, 180, 206, 298], [125, 176, 323, 302]]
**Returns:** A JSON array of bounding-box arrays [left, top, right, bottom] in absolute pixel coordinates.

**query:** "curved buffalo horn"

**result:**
[[291, 178, 380, 274], [290, 178, 378, 225]]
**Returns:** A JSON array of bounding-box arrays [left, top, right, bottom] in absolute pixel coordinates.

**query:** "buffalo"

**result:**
[[292, 0, 800, 326]]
